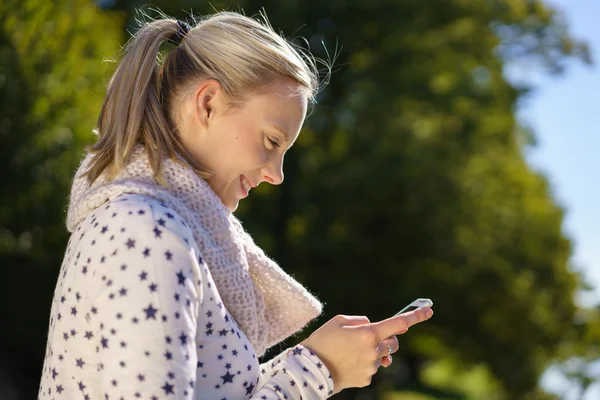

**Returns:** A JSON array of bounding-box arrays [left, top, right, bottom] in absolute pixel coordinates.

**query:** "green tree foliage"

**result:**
[[223, 1, 595, 398], [1, 0, 598, 399], [0, 0, 122, 396]]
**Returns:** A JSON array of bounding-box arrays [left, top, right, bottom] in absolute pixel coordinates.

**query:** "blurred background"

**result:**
[[1, 0, 599, 399]]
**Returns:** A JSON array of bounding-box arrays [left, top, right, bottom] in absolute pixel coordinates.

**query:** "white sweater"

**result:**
[[38, 148, 334, 399]]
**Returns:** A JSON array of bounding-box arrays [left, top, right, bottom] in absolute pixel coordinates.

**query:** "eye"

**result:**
[[266, 136, 281, 148]]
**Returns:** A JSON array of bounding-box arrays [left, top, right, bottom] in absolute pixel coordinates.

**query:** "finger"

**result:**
[[386, 336, 399, 354], [372, 307, 433, 340], [337, 315, 371, 326], [379, 353, 393, 368], [374, 356, 384, 370], [381, 355, 392, 368], [376, 339, 395, 359]]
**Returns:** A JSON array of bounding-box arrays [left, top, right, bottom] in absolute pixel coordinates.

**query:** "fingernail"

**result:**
[[426, 308, 433, 317]]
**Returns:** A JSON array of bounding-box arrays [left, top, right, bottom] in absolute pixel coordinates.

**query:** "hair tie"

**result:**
[[168, 20, 192, 46]]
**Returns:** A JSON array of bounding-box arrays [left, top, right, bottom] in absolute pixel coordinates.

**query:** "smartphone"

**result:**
[[393, 298, 433, 317]]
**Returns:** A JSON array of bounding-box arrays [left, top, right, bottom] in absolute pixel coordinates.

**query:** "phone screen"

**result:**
[[400, 305, 420, 313], [394, 305, 419, 316], [393, 298, 433, 317]]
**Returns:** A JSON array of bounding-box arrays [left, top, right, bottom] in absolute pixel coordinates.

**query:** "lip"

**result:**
[[239, 177, 249, 198], [240, 175, 254, 198]]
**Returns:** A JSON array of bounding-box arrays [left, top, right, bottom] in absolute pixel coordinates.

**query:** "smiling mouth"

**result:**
[[240, 175, 253, 197]]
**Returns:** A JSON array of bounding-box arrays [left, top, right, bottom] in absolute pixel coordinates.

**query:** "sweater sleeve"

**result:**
[[252, 345, 335, 399], [79, 197, 203, 399]]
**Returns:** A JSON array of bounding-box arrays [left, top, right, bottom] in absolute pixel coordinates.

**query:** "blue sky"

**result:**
[[516, 0, 600, 305], [513, 1, 600, 398]]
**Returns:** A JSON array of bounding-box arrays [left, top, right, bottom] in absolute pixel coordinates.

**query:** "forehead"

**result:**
[[246, 79, 308, 135]]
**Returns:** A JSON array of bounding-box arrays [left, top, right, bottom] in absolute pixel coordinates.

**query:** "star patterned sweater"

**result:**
[[38, 193, 335, 399]]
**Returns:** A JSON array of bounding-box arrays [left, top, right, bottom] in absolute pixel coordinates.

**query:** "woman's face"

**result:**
[[178, 78, 308, 212]]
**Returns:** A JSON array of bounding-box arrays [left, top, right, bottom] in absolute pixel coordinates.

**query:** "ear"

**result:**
[[193, 79, 222, 130]]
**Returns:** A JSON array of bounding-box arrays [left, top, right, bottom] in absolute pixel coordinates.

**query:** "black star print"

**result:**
[[143, 304, 158, 319], [221, 370, 235, 384], [179, 332, 187, 345], [162, 382, 174, 394], [76, 358, 85, 368], [139, 271, 148, 281], [153, 227, 162, 238], [176, 270, 186, 285], [143, 248, 151, 257], [165, 250, 173, 261], [125, 238, 135, 249]]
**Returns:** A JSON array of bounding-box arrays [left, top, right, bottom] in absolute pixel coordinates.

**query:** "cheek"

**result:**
[[235, 132, 268, 165]]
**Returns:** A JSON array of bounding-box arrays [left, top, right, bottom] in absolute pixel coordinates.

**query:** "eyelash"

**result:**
[[267, 137, 280, 148]]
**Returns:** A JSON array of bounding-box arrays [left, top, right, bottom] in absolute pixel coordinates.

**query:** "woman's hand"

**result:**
[[301, 308, 433, 394]]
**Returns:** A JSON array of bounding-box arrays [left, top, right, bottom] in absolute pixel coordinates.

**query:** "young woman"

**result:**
[[38, 11, 432, 399]]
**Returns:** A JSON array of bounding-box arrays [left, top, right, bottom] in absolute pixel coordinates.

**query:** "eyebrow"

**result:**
[[270, 123, 290, 141]]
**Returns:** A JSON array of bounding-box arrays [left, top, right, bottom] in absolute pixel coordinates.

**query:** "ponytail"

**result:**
[[83, 18, 208, 185]]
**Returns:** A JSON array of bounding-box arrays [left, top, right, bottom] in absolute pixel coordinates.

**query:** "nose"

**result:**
[[262, 157, 284, 185]]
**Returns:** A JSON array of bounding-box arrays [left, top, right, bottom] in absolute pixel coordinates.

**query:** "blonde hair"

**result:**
[[84, 10, 323, 185]]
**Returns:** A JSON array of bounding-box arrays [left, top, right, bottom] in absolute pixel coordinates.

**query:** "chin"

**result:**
[[226, 200, 239, 213]]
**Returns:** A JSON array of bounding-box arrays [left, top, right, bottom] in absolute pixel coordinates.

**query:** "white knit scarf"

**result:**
[[66, 146, 323, 357]]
